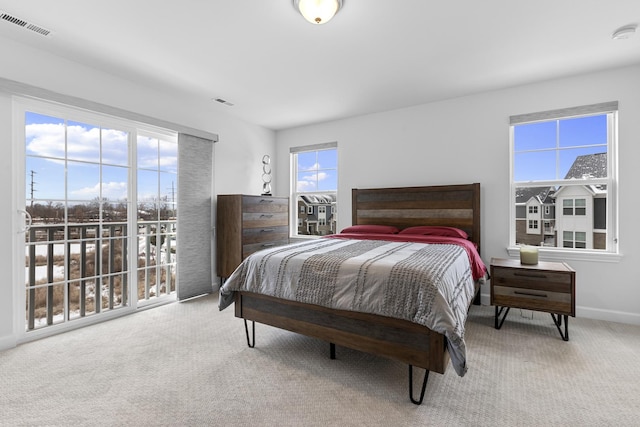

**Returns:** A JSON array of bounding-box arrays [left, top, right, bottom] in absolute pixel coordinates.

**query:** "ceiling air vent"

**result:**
[[213, 98, 234, 107], [0, 11, 53, 37]]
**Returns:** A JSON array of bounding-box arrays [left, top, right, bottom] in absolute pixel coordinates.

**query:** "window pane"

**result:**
[[25, 113, 65, 159], [514, 151, 557, 181], [317, 149, 337, 169], [560, 147, 607, 179], [102, 128, 129, 166], [297, 151, 317, 171], [67, 121, 100, 163], [137, 136, 158, 170], [297, 170, 317, 192], [158, 140, 177, 173], [26, 156, 66, 201], [513, 121, 556, 151], [559, 115, 607, 148], [68, 162, 100, 201], [317, 169, 337, 191]]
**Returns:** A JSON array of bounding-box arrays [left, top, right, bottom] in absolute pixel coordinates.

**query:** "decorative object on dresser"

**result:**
[[261, 155, 272, 196], [216, 195, 289, 279], [490, 257, 575, 341]]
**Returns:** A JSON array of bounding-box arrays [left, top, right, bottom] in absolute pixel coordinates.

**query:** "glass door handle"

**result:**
[[18, 209, 32, 233]]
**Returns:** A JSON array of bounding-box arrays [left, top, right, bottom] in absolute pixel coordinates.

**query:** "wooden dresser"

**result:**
[[216, 195, 289, 278], [490, 257, 575, 340]]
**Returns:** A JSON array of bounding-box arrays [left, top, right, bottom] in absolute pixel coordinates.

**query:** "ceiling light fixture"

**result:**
[[611, 24, 637, 40], [293, 0, 343, 25]]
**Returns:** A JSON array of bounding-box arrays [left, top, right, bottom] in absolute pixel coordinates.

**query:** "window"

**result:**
[[563, 231, 587, 249], [563, 198, 587, 216], [510, 102, 618, 254], [17, 98, 178, 333], [291, 142, 337, 237]]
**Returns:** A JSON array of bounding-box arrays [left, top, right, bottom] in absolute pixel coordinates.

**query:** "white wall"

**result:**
[[0, 37, 276, 349], [276, 64, 640, 325]]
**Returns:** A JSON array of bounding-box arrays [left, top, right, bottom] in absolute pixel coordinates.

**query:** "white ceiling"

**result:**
[[1, 1, 639, 131]]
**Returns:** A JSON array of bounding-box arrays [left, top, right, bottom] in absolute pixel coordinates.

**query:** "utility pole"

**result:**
[[29, 170, 36, 208]]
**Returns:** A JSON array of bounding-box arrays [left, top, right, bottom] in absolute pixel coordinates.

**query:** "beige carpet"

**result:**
[[1, 293, 639, 426]]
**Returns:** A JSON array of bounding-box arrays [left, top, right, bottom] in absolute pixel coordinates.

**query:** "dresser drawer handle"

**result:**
[[514, 290, 548, 298], [261, 228, 275, 232], [513, 272, 548, 279], [259, 199, 274, 203], [260, 214, 273, 218]]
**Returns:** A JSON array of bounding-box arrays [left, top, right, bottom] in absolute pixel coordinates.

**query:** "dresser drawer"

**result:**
[[242, 212, 288, 228], [493, 285, 573, 315], [242, 196, 288, 213], [242, 226, 289, 244], [243, 239, 290, 258], [492, 266, 572, 294]]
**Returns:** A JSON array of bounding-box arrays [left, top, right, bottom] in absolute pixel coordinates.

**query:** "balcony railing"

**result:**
[[25, 221, 176, 331]]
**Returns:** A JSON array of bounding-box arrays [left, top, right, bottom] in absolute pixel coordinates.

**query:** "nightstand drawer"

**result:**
[[492, 267, 572, 294], [493, 285, 573, 315]]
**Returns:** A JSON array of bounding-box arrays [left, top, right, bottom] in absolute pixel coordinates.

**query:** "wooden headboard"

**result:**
[[351, 183, 481, 255]]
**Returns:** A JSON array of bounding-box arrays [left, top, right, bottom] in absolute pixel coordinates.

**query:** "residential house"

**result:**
[[515, 153, 608, 249], [297, 194, 337, 236]]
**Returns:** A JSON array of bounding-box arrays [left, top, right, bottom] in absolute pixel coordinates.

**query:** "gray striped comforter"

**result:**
[[219, 237, 479, 376]]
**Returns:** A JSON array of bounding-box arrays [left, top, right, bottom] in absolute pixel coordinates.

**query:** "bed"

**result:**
[[219, 183, 485, 404]]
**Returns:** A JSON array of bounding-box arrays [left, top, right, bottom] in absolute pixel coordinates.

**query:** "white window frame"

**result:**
[[508, 102, 620, 262], [12, 96, 179, 342], [290, 142, 337, 238]]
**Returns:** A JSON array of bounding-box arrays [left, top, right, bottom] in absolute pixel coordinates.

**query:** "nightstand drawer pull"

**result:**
[[261, 243, 276, 247], [259, 199, 274, 203], [260, 228, 275, 232], [514, 272, 547, 279], [260, 214, 273, 218], [514, 290, 548, 298]]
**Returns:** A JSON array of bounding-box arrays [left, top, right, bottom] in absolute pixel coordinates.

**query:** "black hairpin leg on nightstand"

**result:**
[[244, 319, 255, 348], [409, 365, 429, 405], [329, 343, 336, 359], [551, 313, 569, 341], [494, 306, 510, 329]]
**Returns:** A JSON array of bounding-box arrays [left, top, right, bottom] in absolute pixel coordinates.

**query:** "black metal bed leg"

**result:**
[[408, 365, 430, 405], [244, 319, 255, 348], [329, 343, 336, 359]]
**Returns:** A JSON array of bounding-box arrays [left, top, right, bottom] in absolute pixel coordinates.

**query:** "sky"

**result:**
[[296, 148, 337, 192], [513, 114, 608, 182], [25, 112, 177, 206]]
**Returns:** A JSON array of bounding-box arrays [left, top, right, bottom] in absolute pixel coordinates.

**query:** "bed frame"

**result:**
[[233, 183, 481, 404]]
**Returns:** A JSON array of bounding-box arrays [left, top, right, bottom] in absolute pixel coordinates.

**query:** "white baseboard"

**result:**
[[576, 306, 640, 326], [478, 292, 640, 326], [0, 334, 17, 352]]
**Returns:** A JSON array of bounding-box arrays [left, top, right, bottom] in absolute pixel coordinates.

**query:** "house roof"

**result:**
[[300, 194, 336, 205], [516, 187, 555, 204], [564, 153, 607, 179]]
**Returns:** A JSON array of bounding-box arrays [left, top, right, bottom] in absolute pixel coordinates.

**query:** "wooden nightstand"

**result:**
[[490, 257, 575, 341]]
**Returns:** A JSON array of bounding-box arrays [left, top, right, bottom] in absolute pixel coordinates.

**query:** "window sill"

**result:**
[[506, 247, 622, 263]]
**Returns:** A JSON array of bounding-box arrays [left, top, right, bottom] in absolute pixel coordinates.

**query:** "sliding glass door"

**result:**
[[16, 99, 177, 338]]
